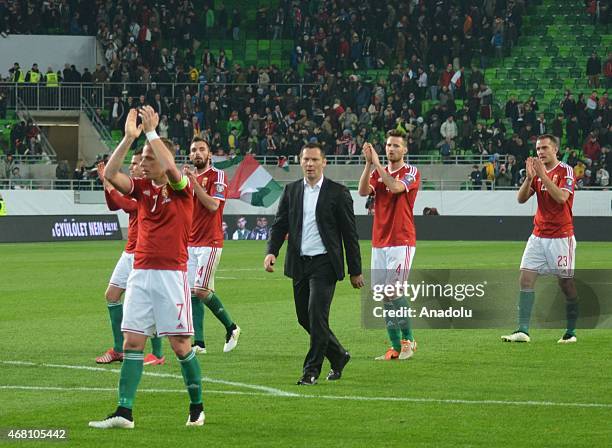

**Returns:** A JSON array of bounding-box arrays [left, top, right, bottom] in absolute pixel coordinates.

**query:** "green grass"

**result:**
[[1, 241, 611, 447]]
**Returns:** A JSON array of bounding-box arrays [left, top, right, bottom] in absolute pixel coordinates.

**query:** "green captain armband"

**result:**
[[169, 175, 189, 191]]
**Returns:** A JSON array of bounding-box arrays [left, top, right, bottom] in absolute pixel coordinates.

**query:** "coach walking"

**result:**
[[264, 142, 364, 385]]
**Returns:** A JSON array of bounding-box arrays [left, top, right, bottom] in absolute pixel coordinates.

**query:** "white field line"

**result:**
[[1, 384, 612, 409], [0, 360, 297, 397], [2, 361, 612, 409]]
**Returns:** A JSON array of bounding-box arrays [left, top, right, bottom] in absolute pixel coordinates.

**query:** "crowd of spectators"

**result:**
[[0, 1, 611, 191], [467, 86, 612, 189], [1, 0, 530, 157]]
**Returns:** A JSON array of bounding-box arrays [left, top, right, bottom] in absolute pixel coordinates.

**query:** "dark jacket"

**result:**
[[267, 177, 362, 281]]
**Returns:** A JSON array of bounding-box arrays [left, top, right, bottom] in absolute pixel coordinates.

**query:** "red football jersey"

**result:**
[[189, 167, 226, 248], [129, 177, 194, 271], [105, 189, 138, 253], [531, 162, 575, 238], [369, 164, 420, 247]]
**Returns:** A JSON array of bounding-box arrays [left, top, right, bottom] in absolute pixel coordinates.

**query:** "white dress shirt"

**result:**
[[300, 176, 327, 256]]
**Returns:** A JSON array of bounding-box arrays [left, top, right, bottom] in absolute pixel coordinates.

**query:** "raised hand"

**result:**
[[362, 142, 373, 164], [96, 161, 105, 182], [139, 105, 159, 133], [182, 165, 197, 183], [124, 108, 142, 140], [531, 157, 546, 179], [97, 161, 113, 191], [525, 157, 536, 180], [369, 144, 381, 167]]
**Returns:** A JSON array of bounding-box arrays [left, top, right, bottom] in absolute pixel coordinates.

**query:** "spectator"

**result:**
[[505, 96, 520, 124], [469, 164, 482, 189], [110, 97, 126, 130], [560, 92, 577, 118], [586, 52, 602, 88], [566, 115, 581, 149], [440, 115, 458, 141], [232, 8, 241, 41], [596, 165, 610, 187], [55, 160, 70, 180], [495, 163, 512, 187], [586, 91, 599, 116], [249, 217, 270, 240], [605, 53, 612, 89], [437, 136, 456, 162], [583, 133, 602, 163], [10, 167, 21, 186], [232, 216, 251, 240], [551, 114, 564, 140], [159, 115, 169, 139], [169, 113, 186, 149], [563, 148, 580, 167], [491, 29, 503, 59], [481, 156, 497, 190], [478, 83, 494, 119], [227, 111, 244, 139], [459, 114, 474, 149]]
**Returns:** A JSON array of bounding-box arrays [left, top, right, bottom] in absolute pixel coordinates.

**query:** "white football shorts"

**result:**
[[520, 234, 576, 278], [108, 251, 134, 290], [187, 246, 223, 291], [371, 246, 416, 299], [122, 269, 193, 337]]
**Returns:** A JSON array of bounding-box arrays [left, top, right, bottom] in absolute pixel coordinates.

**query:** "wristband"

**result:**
[[145, 130, 160, 141]]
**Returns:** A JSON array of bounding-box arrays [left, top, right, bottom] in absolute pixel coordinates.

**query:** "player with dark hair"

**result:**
[[184, 136, 241, 354], [358, 129, 420, 360], [502, 134, 578, 344]]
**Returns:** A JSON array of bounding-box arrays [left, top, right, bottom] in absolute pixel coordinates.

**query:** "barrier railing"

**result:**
[[168, 153, 508, 166], [1, 83, 104, 110], [0, 82, 321, 111], [1, 178, 608, 192], [2, 154, 57, 164]]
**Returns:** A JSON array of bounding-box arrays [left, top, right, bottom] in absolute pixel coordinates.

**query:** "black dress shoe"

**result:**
[[326, 352, 351, 381], [296, 375, 317, 385]]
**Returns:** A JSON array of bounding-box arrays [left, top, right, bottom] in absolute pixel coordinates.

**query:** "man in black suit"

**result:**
[[264, 142, 364, 385]]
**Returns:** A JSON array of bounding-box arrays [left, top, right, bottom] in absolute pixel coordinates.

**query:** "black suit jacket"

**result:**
[[267, 177, 362, 281]]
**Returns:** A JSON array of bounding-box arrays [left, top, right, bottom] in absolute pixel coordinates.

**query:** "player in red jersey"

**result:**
[[502, 134, 578, 344], [184, 137, 240, 354], [89, 107, 204, 429], [94, 156, 165, 367], [358, 129, 420, 361]]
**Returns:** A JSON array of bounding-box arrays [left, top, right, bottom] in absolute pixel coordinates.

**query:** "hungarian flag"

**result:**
[[228, 154, 283, 207], [278, 156, 289, 171]]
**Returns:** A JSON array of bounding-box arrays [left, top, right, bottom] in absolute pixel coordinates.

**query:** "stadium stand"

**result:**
[[0, 0, 610, 190]]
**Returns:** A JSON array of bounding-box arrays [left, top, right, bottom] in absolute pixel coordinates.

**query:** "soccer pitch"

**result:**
[[1, 241, 611, 447]]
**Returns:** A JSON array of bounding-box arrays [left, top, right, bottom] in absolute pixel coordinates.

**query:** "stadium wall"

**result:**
[[0, 35, 97, 74]]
